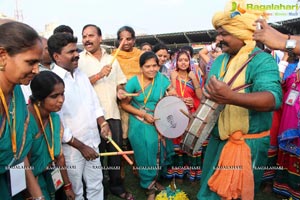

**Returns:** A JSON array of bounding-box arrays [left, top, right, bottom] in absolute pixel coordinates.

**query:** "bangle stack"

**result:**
[[100, 121, 108, 129], [141, 112, 146, 121], [194, 85, 201, 89], [64, 183, 72, 191]]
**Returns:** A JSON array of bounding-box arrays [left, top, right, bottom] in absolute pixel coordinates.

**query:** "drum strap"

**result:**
[[232, 83, 252, 92], [226, 50, 263, 88]]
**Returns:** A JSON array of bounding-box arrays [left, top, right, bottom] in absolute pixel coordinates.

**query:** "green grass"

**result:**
[[104, 164, 285, 200]]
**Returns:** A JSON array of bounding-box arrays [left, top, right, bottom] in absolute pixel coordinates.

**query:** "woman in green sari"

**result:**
[[27, 71, 75, 200], [0, 21, 44, 200], [121, 51, 175, 200]]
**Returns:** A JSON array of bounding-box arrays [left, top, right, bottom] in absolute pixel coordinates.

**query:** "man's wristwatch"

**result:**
[[285, 34, 297, 54]]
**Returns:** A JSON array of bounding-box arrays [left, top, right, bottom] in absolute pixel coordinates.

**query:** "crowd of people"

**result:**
[[1, 1, 300, 200]]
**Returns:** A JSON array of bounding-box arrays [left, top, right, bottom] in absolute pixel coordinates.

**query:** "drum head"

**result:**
[[154, 96, 189, 138]]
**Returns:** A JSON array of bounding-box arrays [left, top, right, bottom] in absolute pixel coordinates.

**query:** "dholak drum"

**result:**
[[181, 98, 225, 155], [180, 50, 261, 155], [154, 96, 189, 138]]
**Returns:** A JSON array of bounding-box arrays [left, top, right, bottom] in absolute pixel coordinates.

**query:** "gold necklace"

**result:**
[[178, 73, 188, 97], [141, 74, 154, 105]]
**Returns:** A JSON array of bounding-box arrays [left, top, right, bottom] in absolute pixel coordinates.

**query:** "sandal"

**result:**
[[145, 182, 165, 194], [145, 182, 165, 198], [145, 188, 157, 200], [147, 193, 155, 200], [154, 182, 165, 191], [118, 191, 135, 200]]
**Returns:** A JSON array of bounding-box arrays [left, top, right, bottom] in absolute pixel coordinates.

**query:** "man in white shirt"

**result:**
[[48, 32, 111, 200], [78, 24, 134, 200]]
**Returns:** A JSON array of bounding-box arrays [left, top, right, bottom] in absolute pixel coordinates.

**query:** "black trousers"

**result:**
[[99, 119, 125, 196]]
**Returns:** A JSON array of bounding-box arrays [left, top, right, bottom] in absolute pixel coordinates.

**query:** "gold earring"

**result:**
[[0, 64, 5, 71], [37, 101, 41, 107]]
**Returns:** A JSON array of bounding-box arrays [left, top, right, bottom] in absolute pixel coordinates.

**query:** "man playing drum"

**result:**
[[197, 1, 282, 200]]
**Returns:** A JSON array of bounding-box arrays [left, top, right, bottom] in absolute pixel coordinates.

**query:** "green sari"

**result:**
[[28, 112, 62, 200], [125, 72, 174, 189], [0, 85, 32, 199]]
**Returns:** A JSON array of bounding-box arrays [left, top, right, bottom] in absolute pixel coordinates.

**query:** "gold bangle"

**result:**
[[167, 86, 174, 91], [194, 85, 200, 89], [101, 121, 108, 129]]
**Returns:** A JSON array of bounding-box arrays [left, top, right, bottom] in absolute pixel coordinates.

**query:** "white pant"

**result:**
[[62, 144, 103, 200]]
